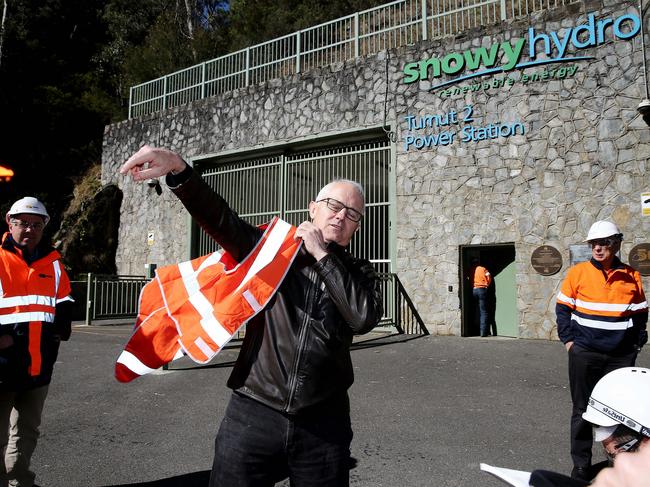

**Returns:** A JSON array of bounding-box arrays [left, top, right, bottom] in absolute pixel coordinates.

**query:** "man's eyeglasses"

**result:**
[[316, 198, 363, 222], [10, 219, 44, 231], [613, 438, 640, 453], [589, 238, 618, 248]]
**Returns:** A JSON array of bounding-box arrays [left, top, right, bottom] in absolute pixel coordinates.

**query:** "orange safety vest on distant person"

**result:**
[[0, 233, 73, 377], [115, 217, 301, 383], [472, 265, 492, 289]]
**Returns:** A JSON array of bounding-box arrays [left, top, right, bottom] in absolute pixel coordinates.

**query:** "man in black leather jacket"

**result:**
[[121, 145, 384, 486]]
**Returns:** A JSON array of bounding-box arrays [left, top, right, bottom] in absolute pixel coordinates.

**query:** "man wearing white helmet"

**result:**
[[583, 367, 650, 463], [0, 197, 73, 487], [526, 367, 650, 486], [556, 221, 648, 481]]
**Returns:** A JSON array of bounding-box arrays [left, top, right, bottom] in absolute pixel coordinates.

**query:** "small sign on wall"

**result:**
[[629, 243, 650, 276], [570, 244, 592, 266], [642, 192, 650, 216], [531, 245, 563, 276], [147, 232, 155, 246]]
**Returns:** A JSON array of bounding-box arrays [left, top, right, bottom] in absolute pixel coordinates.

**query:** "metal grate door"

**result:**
[[195, 137, 392, 273]]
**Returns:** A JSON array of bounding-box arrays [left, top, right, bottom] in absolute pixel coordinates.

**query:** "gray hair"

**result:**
[[315, 179, 365, 208]]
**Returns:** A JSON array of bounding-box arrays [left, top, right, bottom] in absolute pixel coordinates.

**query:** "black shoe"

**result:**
[[571, 466, 591, 481], [480, 334, 488, 337]]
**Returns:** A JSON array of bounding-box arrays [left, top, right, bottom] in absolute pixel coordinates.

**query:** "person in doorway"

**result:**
[[120, 145, 384, 487], [556, 220, 648, 481], [0, 197, 74, 487], [470, 258, 492, 337]]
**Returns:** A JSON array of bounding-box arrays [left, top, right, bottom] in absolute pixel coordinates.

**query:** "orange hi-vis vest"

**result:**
[[0, 233, 73, 377], [557, 260, 648, 334], [115, 217, 302, 383], [472, 265, 492, 289]]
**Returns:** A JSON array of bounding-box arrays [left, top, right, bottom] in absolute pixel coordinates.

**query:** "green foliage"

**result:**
[[227, 0, 386, 49], [0, 0, 386, 246]]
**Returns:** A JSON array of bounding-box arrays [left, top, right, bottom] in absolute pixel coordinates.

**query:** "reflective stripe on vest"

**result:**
[[0, 250, 68, 376], [28, 321, 42, 376], [115, 217, 302, 383], [556, 260, 648, 332]]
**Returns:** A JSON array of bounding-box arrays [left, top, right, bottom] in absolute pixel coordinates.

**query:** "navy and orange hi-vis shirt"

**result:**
[[556, 257, 648, 354], [0, 233, 73, 390]]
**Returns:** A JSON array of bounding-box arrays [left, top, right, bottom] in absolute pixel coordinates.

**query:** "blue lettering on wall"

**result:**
[[403, 105, 526, 151]]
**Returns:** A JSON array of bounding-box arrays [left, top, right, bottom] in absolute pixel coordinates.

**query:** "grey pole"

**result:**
[[640, 0, 650, 99]]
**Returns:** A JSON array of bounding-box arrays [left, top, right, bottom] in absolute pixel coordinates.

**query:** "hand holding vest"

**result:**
[[115, 218, 302, 383]]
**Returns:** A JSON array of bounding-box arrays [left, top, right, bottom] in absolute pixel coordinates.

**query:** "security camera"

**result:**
[[638, 99, 650, 116]]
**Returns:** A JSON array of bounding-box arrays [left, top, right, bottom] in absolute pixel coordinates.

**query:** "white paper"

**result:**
[[480, 463, 532, 487]]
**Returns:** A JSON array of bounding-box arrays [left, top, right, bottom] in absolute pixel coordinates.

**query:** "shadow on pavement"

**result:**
[[172, 360, 237, 371], [351, 332, 428, 350], [168, 333, 425, 372], [101, 470, 210, 486]]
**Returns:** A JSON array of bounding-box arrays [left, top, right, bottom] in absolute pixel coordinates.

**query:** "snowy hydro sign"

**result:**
[[402, 11, 640, 92], [400, 11, 640, 151]]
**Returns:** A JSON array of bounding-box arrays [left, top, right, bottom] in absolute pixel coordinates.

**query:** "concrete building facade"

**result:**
[[102, 0, 650, 339]]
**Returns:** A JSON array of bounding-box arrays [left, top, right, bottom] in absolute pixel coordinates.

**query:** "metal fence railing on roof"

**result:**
[[129, 0, 579, 118]]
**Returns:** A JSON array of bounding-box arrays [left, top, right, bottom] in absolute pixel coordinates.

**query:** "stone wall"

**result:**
[[103, 0, 650, 339]]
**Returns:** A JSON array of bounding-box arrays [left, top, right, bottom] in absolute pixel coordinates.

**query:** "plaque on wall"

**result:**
[[531, 245, 563, 276], [570, 244, 592, 266], [629, 243, 650, 276]]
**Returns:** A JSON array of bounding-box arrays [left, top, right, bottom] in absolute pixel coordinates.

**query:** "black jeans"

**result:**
[[567, 344, 636, 468], [209, 393, 353, 487]]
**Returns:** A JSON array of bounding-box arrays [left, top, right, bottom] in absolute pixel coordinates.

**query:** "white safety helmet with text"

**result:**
[[6, 196, 50, 225], [582, 367, 650, 441], [585, 220, 622, 242]]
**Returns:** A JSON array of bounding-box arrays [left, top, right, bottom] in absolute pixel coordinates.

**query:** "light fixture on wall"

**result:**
[[638, 0, 650, 126]]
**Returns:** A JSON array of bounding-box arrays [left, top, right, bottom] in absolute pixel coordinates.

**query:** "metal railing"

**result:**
[[379, 273, 429, 334], [73, 272, 426, 334], [129, 0, 578, 118], [82, 274, 149, 326]]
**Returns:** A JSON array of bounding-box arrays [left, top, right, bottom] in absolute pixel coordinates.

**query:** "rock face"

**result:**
[[102, 0, 650, 339], [55, 183, 122, 277]]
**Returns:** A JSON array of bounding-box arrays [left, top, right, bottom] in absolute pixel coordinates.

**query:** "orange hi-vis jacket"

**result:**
[[0, 233, 73, 386], [472, 265, 492, 289], [115, 217, 302, 383], [556, 258, 648, 353]]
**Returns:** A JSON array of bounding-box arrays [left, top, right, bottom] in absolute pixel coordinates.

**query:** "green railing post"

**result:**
[[394, 275, 404, 334], [128, 86, 133, 119], [245, 47, 250, 86], [354, 13, 360, 58], [296, 31, 302, 74], [421, 0, 428, 41], [85, 273, 93, 326], [201, 62, 206, 99]]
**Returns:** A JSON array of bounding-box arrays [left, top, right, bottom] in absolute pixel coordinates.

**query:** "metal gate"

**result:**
[[195, 137, 392, 274]]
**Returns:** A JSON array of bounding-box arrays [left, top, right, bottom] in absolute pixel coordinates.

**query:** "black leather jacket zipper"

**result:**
[[284, 269, 317, 412]]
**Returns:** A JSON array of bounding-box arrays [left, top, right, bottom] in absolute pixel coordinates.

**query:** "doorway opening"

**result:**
[[460, 244, 517, 337]]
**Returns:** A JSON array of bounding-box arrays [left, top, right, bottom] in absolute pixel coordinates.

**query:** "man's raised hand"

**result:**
[[120, 145, 186, 182]]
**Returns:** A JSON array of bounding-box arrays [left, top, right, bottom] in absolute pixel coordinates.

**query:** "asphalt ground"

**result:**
[[30, 325, 650, 487]]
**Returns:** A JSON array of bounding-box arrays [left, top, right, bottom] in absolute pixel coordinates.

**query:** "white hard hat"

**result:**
[[582, 367, 650, 439], [585, 220, 622, 241], [7, 197, 50, 224]]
